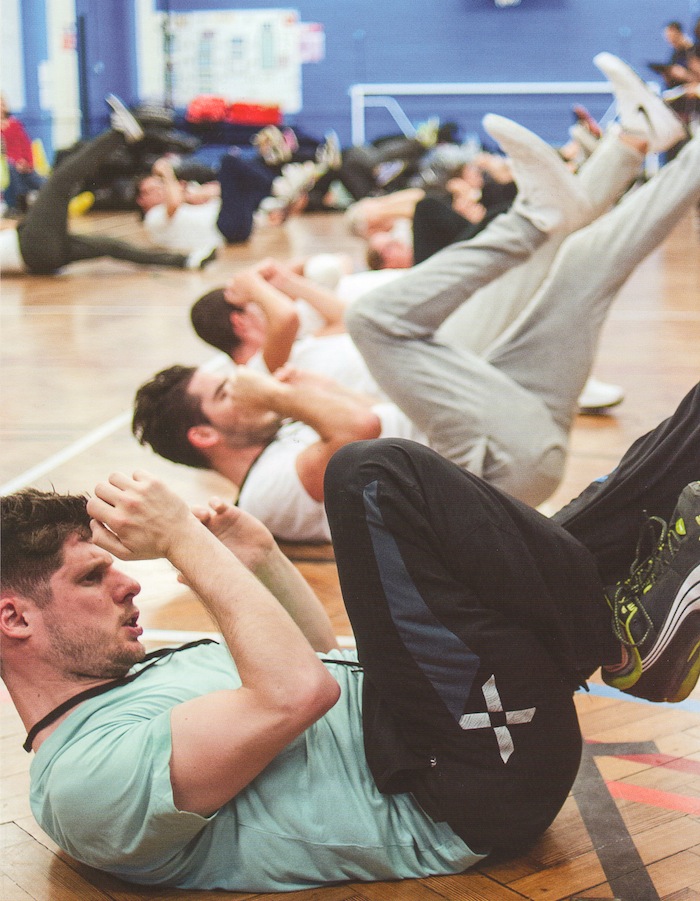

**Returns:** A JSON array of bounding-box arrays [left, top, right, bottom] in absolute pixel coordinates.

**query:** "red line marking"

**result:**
[[612, 752, 700, 775], [606, 780, 700, 815]]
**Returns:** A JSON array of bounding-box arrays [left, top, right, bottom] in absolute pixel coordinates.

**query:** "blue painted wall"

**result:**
[[17, 0, 52, 156], [15, 0, 700, 157], [154, 0, 700, 145], [75, 0, 140, 137]]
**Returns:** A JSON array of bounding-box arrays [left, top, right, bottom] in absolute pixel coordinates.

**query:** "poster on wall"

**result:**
[[167, 8, 302, 113]]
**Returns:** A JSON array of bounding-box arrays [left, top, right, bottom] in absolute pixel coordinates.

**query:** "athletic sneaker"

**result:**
[[316, 130, 343, 172], [593, 53, 686, 154], [271, 161, 319, 201], [569, 123, 599, 159], [578, 377, 624, 414], [252, 126, 292, 166], [602, 481, 700, 702], [105, 94, 144, 144], [483, 114, 593, 233], [185, 246, 218, 270]]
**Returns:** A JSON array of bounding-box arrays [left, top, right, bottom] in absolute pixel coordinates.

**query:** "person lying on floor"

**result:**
[[0, 95, 217, 276], [2, 378, 699, 891]]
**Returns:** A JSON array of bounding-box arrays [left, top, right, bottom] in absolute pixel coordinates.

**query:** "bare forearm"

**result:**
[[169, 519, 329, 693], [156, 167, 185, 216], [273, 271, 346, 329], [267, 380, 380, 443], [247, 278, 300, 371], [253, 547, 338, 652]]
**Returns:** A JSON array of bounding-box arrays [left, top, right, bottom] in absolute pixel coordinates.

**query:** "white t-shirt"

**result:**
[[336, 268, 406, 304], [247, 331, 383, 398], [0, 228, 26, 273], [237, 405, 425, 542], [143, 200, 225, 252]]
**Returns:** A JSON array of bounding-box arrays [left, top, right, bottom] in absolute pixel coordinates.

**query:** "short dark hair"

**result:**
[[190, 289, 244, 356], [366, 245, 386, 271], [1, 489, 91, 605], [666, 21, 683, 31], [132, 365, 211, 469]]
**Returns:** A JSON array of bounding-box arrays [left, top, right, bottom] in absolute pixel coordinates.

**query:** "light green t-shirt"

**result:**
[[30, 642, 482, 892]]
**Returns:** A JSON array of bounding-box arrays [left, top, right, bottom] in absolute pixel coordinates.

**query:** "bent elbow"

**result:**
[[280, 308, 301, 335], [357, 410, 382, 441], [291, 665, 341, 727]]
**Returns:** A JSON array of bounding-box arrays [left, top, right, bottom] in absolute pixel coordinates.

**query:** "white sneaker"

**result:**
[[578, 377, 625, 414], [569, 123, 599, 158], [186, 246, 218, 270], [593, 53, 686, 153], [272, 161, 319, 201], [316, 130, 343, 172], [483, 114, 592, 232], [105, 94, 144, 144], [252, 126, 292, 166]]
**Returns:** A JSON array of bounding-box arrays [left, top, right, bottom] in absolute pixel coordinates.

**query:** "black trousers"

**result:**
[[215, 153, 275, 244], [412, 194, 511, 264], [17, 130, 188, 274], [323, 381, 700, 853]]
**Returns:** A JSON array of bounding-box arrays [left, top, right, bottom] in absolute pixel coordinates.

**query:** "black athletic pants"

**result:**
[[17, 130, 189, 274], [412, 194, 511, 264], [323, 381, 700, 854]]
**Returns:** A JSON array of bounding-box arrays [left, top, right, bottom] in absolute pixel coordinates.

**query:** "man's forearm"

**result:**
[[273, 271, 346, 330], [253, 546, 338, 652], [266, 379, 381, 443], [246, 276, 300, 371], [168, 518, 331, 692]]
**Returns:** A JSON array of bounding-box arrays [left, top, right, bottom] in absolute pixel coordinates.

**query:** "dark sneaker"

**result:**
[[602, 481, 700, 702]]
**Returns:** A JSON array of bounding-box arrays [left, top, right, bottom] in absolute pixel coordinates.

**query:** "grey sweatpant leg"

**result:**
[[347, 209, 567, 506], [437, 132, 644, 356], [348, 135, 700, 506], [488, 132, 700, 434]]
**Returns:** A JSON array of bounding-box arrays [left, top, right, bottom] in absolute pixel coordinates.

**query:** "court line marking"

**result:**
[[0, 411, 131, 495], [1, 354, 229, 495]]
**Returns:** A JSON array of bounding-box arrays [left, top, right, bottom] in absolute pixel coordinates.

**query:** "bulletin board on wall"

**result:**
[[165, 8, 302, 113]]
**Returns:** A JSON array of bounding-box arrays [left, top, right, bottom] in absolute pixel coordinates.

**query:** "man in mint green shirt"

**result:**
[[1, 474, 482, 892], [2, 377, 700, 889]]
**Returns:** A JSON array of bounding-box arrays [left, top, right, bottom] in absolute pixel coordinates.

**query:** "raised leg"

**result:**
[[438, 131, 644, 357], [16, 130, 125, 272], [216, 153, 275, 243], [554, 381, 700, 587], [324, 438, 613, 852], [487, 133, 700, 434]]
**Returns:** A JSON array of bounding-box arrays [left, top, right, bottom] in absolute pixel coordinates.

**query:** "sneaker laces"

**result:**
[[609, 513, 685, 648]]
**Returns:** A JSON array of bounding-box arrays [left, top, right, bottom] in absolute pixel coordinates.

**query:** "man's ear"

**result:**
[[230, 310, 247, 338], [0, 595, 33, 639], [187, 424, 221, 451]]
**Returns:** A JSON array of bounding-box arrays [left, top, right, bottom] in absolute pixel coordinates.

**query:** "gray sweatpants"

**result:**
[[437, 130, 644, 355], [347, 133, 700, 506]]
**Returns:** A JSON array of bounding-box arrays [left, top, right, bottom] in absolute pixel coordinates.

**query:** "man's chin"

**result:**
[[108, 642, 147, 677]]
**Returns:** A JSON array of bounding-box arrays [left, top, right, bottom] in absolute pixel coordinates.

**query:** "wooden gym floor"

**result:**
[[1, 202, 699, 901]]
